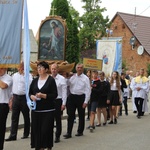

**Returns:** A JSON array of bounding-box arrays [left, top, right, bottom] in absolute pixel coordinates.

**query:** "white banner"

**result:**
[[96, 38, 122, 77]]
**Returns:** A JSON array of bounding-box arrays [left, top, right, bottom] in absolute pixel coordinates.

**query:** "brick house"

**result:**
[[109, 12, 150, 76]]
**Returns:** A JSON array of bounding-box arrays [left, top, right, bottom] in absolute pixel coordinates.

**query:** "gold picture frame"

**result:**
[[37, 16, 67, 61]]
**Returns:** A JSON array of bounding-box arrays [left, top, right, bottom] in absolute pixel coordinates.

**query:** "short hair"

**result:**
[[37, 61, 49, 70], [87, 69, 91, 73], [76, 63, 83, 69], [51, 63, 59, 69], [121, 72, 125, 76], [99, 71, 105, 76], [18, 61, 24, 68], [92, 70, 98, 74]]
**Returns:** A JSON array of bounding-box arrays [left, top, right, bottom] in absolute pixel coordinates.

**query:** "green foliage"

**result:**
[[122, 59, 128, 71], [147, 63, 150, 76], [50, 0, 69, 19], [68, 1, 80, 20], [49, 0, 111, 63], [79, 0, 110, 51], [66, 19, 79, 63]]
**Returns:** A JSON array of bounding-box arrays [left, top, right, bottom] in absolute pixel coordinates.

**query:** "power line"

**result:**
[[139, 5, 150, 15]]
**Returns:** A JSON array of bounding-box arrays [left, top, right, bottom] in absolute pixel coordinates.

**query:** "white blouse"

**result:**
[[110, 80, 121, 91]]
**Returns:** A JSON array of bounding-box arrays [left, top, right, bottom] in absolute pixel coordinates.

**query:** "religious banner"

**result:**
[[96, 38, 122, 77], [83, 58, 102, 70], [37, 16, 67, 61], [0, 0, 23, 68]]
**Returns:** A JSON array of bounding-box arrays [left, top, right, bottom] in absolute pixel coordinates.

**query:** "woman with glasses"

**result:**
[[29, 61, 58, 150]]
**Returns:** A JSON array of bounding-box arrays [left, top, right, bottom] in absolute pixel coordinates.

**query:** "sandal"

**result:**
[[96, 124, 101, 127]]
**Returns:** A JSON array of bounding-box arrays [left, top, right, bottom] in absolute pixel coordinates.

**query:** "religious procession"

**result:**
[[1, 0, 150, 150]]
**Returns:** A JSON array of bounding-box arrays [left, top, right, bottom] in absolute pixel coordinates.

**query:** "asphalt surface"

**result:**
[[4, 100, 150, 150]]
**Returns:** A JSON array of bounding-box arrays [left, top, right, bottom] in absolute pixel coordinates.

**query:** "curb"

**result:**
[[6, 113, 87, 132]]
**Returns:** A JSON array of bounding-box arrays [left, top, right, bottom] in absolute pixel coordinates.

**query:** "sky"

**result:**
[[27, 0, 150, 36]]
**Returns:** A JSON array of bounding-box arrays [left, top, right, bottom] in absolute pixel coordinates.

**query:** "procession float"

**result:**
[[30, 13, 75, 75]]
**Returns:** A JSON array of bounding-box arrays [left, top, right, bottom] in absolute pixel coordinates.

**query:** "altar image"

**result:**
[[38, 17, 66, 61]]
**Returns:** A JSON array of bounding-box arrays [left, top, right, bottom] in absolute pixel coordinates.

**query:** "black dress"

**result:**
[[29, 76, 57, 149], [98, 80, 110, 108]]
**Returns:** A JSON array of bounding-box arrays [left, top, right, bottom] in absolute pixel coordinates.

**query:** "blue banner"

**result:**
[[0, 0, 23, 67], [113, 40, 122, 74], [23, 0, 35, 109]]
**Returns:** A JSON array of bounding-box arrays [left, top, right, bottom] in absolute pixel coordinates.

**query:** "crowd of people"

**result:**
[[0, 61, 150, 150]]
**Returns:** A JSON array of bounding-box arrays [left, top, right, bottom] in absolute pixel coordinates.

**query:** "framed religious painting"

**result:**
[[37, 16, 67, 61]]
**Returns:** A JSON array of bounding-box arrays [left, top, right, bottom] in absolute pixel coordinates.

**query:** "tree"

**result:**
[[50, 0, 80, 64], [79, 0, 110, 51], [147, 63, 150, 76], [67, 1, 80, 28], [50, 0, 69, 18]]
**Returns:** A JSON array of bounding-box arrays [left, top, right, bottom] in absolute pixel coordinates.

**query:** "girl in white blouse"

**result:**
[[108, 71, 121, 124]]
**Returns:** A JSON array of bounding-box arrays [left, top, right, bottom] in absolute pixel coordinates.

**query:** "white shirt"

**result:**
[[110, 80, 121, 91], [130, 77, 149, 99], [69, 73, 91, 104], [12, 72, 32, 95], [38, 79, 47, 89], [53, 74, 67, 105], [0, 73, 13, 103]]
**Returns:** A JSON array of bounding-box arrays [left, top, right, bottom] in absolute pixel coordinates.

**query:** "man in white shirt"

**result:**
[[51, 63, 67, 143], [130, 68, 149, 118], [63, 63, 91, 139], [0, 68, 12, 150], [5, 62, 32, 141]]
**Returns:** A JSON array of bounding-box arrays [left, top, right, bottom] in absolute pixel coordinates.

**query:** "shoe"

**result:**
[[21, 136, 28, 139], [137, 115, 141, 119], [55, 137, 60, 143], [133, 111, 137, 113], [107, 117, 110, 120], [125, 113, 128, 116], [89, 126, 93, 133], [96, 124, 101, 127], [103, 122, 107, 126], [108, 121, 113, 124], [87, 125, 95, 129], [114, 118, 117, 124], [5, 136, 16, 141], [63, 133, 72, 139], [75, 133, 83, 136]]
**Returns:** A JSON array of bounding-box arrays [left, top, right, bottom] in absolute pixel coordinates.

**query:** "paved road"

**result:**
[[4, 100, 150, 150]]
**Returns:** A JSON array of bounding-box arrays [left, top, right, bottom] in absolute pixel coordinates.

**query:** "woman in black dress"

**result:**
[[96, 72, 110, 126], [29, 61, 58, 150]]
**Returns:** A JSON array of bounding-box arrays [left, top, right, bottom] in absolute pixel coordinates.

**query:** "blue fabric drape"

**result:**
[[23, 0, 36, 110], [0, 0, 23, 65]]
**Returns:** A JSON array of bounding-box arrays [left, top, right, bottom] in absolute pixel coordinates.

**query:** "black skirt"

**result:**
[[31, 111, 54, 149], [97, 96, 107, 108], [109, 90, 120, 106]]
